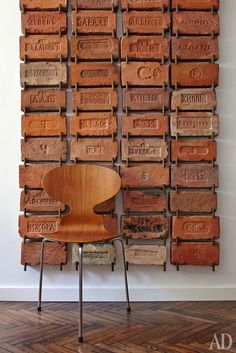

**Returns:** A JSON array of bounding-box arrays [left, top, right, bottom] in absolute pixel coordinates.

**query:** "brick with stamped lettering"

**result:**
[[71, 36, 119, 60], [21, 138, 67, 162], [171, 139, 216, 162], [21, 88, 66, 112], [20, 0, 67, 11], [20, 62, 67, 87], [20, 35, 68, 61], [170, 191, 217, 213], [71, 0, 118, 10], [124, 191, 167, 213], [72, 243, 115, 266], [123, 88, 170, 111], [72, 11, 116, 34], [18, 215, 60, 239], [172, 37, 219, 62], [21, 114, 67, 137], [171, 89, 216, 111], [122, 114, 169, 137], [122, 138, 168, 162], [19, 164, 58, 189], [172, 12, 220, 36], [20, 189, 64, 212], [171, 63, 219, 88], [123, 11, 170, 35], [122, 216, 168, 240], [73, 88, 118, 111], [71, 113, 117, 136], [125, 245, 167, 265], [121, 36, 169, 61], [21, 242, 67, 266], [120, 164, 170, 188], [171, 164, 218, 188], [122, 0, 168, 10], [21, 12, 67, 35], [71, 62, 118, 87], [70, 138, 118, 162], [171, 112, 219, 137], [171, 242, 220, 266], [121, 62, 169, 87], [171, 0, 219, 11]]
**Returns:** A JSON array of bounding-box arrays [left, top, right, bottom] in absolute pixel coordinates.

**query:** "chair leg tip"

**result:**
[[37, 307, 41, 312], [78, 337, 83, 343], [127, 306, 131, 313]]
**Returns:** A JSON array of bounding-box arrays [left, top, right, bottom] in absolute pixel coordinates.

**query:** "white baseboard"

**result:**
[[0, 287, 236, 301]]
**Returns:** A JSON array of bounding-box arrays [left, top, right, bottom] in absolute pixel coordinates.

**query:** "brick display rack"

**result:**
[[19, 0, 221, 272]]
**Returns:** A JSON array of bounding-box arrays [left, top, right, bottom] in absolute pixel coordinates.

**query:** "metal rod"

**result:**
[[37, 238, 47, 311], [78, 243, 84, 342]]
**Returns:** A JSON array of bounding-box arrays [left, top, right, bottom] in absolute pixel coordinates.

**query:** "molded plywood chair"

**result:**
[[37, 165, 131, 342]]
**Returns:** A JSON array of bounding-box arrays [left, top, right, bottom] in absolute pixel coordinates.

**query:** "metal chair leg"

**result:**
[[78, 243, 84, 342], [37, 238, 47, 312], [115, 238, 131, 312]]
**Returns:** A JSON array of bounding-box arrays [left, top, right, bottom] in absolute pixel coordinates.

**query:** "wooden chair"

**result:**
[[37, 165, 131, 342]]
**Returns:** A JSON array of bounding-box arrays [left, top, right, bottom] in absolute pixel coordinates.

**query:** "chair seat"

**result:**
[[40, 230, 119, 244]]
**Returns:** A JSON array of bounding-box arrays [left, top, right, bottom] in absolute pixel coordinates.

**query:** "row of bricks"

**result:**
[[20, 0, 219, 11], [20, 35, 219, 61], [20, 189, 217, 214], [21, 11, 220, 36], [18, 215, 220, 241], [21, 242, 220, 267]]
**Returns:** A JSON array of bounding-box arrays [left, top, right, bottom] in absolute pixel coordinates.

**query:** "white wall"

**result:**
[[0, 1, 236, 302]]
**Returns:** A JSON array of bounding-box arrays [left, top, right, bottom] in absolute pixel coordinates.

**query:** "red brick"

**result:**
[[171, 0, 219, 11], [122, 113, 169, 137], [20, 62, 67, 87], [19, 164, 58, 189], [20, 0, 67, 11], [21, 241, 67, 266], [71, 62, 119, 87], [171, 139, 216, 162], [122, 0, 168, 10], [103, 214, 117, 234], [120, 164, 170, 188], [71, 113, 117, 137], [72, 11, 116, 34], [170, 191, 217, 213], [70, 138, 118, 162], [171, 164, 218, 188], [123, 88, 170, 111], [21, 138, 67, 162], [170, 112, 219, 137], [21, 12, 67, 35], [121, 36, 169, 61], [20, 190, 64, 212], [171, 63, 219, 88], [94, 198, 116, 213], [172, 37, 219, 61], [172, 12, 220, 36], [121, 62, 169, 87], [171, 242, 220, 266], [71, 0, 118, 9], [20, 35, 68, 61], [124, 191, 167, 212], [123, 11, 170, 34], [122, 138, 168, 162], [171, 89, 216, 111], [73, 88, 118, 111], [21, 114, 67, 137], [122, 215, 168, 240], [21, 88, 67, 112], [71, 36, 119, 60], [19, 215, 60, 239]]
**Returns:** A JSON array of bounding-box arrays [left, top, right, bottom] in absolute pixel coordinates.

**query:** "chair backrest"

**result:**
[[42, 165, 121, 242]]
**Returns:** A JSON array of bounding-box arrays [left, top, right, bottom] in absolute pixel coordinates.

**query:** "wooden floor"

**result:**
[[0, 302, 235, 353]]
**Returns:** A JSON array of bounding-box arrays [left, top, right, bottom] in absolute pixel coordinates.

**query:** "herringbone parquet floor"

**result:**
[[0, 301, 235, 353]]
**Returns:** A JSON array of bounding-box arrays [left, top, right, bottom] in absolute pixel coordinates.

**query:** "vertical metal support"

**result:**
[[37, 238, 47, 312], [78, 243, 84, 343], [115, 238, 131, 312]]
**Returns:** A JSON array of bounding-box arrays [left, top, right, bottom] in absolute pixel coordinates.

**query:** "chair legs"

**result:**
[[78, 243, 84, 343], [37, 238, 47, 312]]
